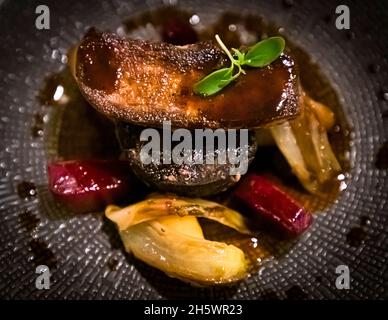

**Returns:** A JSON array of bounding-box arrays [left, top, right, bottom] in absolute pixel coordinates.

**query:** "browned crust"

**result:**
[[75, 30, 300, 129]]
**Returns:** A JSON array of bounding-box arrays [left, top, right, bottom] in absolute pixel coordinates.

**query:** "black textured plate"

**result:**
[[0, 0, 387, 299]]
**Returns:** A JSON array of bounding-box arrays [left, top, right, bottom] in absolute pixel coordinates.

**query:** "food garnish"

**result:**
[[193, 35, 285, 96]]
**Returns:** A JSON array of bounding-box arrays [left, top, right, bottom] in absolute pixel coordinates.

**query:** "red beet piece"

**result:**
[[161, 18, 198, 45], [233, 173, 313, 237], [48, 160, 133, 213]]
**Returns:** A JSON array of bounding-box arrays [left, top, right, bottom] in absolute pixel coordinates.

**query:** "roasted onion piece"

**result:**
[[105, 195, 253, 285], [73, 29, 300, 129]]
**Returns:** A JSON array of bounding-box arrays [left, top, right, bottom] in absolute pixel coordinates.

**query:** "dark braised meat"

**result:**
[[116, 123, 259, 197], [74, 30, 300, 129]]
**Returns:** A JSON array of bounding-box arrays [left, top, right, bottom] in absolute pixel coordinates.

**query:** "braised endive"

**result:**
[[270, 92, 341, 194], [105, 195, 254, 286]]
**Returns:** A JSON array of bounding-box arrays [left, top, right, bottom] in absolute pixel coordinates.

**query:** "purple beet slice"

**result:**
[[48, 160, 134, 213], [233, 173, 313, 237]]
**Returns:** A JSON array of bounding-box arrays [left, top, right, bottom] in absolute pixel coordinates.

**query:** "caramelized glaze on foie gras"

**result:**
[[74, 30, 300, 129]]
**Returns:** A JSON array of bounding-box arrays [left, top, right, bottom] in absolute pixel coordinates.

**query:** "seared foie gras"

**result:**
[[74, 30, 300, 129]]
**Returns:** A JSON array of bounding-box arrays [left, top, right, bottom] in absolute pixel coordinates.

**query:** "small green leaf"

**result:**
[[232, 48, 246, 65], [244, 36, 285, 67], [193, 35, 286, 97], [193, 67, 234, 97]]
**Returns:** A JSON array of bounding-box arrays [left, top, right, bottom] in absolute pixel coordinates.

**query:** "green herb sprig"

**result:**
[[193, 35, 285, 97]]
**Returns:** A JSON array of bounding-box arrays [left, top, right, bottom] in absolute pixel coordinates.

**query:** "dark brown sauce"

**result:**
[[345, 215, 371, 248], [17, 207, 58, 270], [42, 68, 120, 160], [18, 209, 40, 233], [16, 181, 37, 199], [28, 239, 58, 269], [198, 12, 267, 48], [31, 112, 45, 138], [107, 257, 119, 271], [76, 28, 121, 94], [35, 69, 74, 139], [346, 226, 367, 247], [124, 7, 194, 33], [38, 73, 67, 106]]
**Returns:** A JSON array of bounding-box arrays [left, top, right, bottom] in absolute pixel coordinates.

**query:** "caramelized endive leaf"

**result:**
[[105, 195, 252, 286], [270, 92, 341, 194], [106, 194, 253, 234], [120, 217, 247, 286]]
